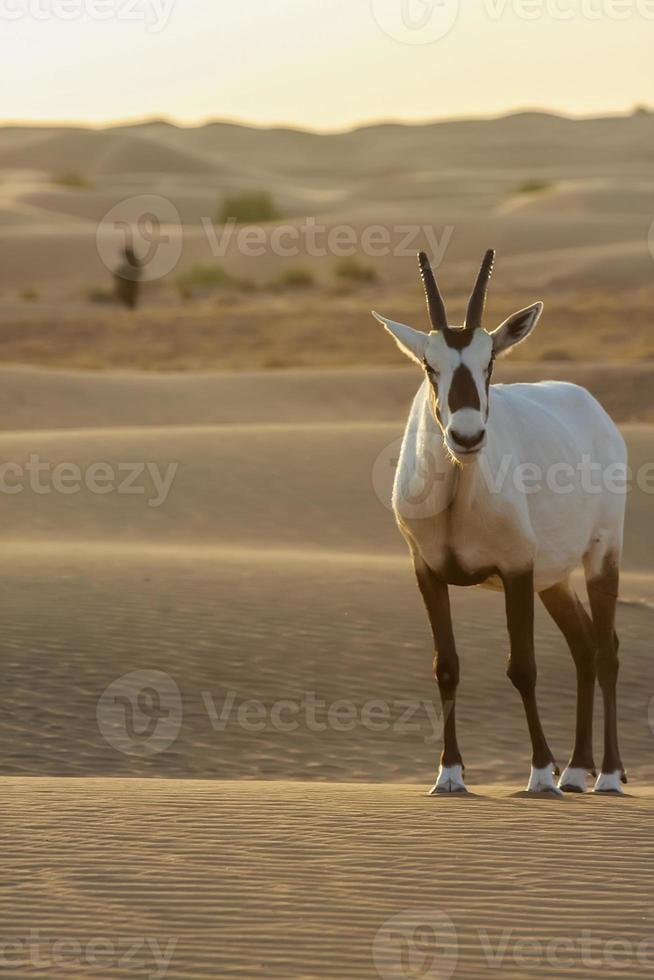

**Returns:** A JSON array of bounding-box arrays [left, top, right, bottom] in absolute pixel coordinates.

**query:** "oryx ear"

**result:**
[[490, 302, 543, 356], [372, 311, 429, 365]]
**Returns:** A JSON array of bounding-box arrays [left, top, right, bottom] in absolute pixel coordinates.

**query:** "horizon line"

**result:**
[[0, 103, 650, 136]]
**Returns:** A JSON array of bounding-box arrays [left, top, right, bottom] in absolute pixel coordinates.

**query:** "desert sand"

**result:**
[[1, 363, 653, 978], [2, 110, 654, 977], [2, 779, 654, 979]]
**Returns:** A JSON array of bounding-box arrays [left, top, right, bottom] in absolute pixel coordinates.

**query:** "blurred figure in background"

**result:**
[[114, 246, 143, 310]]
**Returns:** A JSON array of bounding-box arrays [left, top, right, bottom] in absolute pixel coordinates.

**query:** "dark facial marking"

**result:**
[[448, 364, 481, 413], [484, 357, 494, 419], [424, 365, 443, 427], [443, 328, 475, 351]]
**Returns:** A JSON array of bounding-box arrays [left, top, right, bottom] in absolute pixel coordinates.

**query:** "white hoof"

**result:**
[[558, 767, 589, 794], [526, 765, 563, 795], [429, 764, 467, 795], [593, 771, 625, 794]]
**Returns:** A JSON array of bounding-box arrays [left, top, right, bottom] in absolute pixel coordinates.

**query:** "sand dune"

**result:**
[[2, 778, 654, 979], [1, 543, 653, 788], [0, 420, 649, 565], [0, 127, 217, 177], [1, 362, 653, 978], [0, 372, 649, 572], [3, 109, 654, 319], [0, 363, 652, 430], [4, 110, 654, 178], [0, 367, 652, 788]]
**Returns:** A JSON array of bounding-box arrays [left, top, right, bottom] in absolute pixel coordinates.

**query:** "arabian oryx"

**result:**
[[373, 251, 627, 795]]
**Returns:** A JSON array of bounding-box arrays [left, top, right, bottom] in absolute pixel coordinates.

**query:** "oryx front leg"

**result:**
[[414, 558, 467, 795], [504, 570, 561, 795]]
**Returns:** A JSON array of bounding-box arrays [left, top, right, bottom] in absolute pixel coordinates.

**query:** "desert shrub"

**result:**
[[53, 172, 90, 189], [86, 287, 114, 304], [539, 348, 575, 361], [263, 355, 293, 369], [515, 179, 551, 195], [271, 266, 315, 289], [175, 264, 229, 295], [174, 264, 254, 299], [218, 191, 280, 225], [19, 287, 38, 302], [333, 256, 377, 283]]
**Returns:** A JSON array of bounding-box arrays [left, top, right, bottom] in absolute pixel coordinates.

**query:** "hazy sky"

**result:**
[[1, 0, 651, 129]]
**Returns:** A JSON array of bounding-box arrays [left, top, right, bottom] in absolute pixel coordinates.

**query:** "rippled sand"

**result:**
[[2, 779, 654, 979], [1, 366, 653, 978]]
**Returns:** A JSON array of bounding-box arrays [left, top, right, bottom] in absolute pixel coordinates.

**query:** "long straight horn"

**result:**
[[465, 249, 495, 331], [417, 251, 448, 332]]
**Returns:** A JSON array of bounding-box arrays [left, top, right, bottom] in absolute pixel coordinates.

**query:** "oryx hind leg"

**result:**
[[584, 546, 626, 794], [540, 578, 597, 793]]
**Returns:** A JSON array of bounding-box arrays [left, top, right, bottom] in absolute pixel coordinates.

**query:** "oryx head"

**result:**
[[373, 251, 543, 462]]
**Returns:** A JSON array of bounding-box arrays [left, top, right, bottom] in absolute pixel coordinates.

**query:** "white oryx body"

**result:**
[[394, 377, 627, 594], [373, 250, 628, 797]]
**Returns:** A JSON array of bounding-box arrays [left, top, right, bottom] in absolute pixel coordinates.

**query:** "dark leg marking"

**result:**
[[540, 583, 597, 781], [414, 556, 462, 770], [503, 569, 557, 772], [586, 555, 625, 782]]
